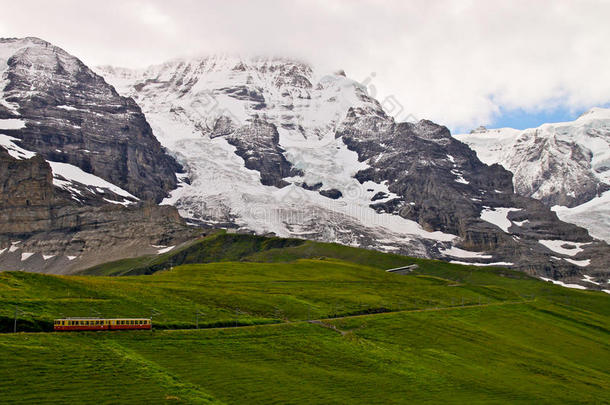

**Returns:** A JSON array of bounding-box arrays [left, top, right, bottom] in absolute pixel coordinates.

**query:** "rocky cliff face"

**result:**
[[0, 37, 181, 202], [98, 56, 610, 290], [0, 146, 199, 274]]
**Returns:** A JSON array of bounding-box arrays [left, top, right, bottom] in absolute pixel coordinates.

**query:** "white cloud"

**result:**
[[1, 0, 609, 131]]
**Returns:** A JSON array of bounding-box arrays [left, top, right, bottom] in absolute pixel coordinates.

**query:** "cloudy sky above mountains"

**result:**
[[1, 0, 609, 132]]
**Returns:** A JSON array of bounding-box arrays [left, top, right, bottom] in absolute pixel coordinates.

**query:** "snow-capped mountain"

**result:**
[[97, 55, 610, 288], [1, 37, 607, 288], [98, 57, 452, 256], [455, 109, 610, 242]]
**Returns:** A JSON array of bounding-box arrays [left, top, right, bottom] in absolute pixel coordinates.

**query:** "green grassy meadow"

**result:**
[[0, 234, 608, 403]]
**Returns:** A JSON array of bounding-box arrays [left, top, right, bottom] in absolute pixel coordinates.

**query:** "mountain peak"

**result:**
[[576, 106, 610, 121]]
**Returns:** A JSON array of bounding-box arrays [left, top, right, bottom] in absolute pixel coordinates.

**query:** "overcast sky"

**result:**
[[1, 0, 609, 132]]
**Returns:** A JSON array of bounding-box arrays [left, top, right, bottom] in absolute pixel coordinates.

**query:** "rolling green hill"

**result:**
[[78, 231, 424, 276], [0, 233, 608, 403]]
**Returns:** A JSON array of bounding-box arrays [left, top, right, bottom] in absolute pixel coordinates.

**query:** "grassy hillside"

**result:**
[[79, 231, 422, 276], [0, 233, 608, 403], [1, 257, 520, 332], [0, 298, 608, 403]]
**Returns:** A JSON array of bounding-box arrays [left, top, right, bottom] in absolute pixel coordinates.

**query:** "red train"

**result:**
[[54, 318, 151, 331]]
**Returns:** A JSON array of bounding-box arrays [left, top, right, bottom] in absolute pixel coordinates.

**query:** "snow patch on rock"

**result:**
[[0, 119, 26, 130], [440, 246, 492, 259], [540, 277, 587, 290], [480, 207, 521, 233], [49, 161, 138, 200], [0, 134, 37, 159], [450, 261, 514, 267], [565, 258, 590, 267], [538, 240, 588, 257]]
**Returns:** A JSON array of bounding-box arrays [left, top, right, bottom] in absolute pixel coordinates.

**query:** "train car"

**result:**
[[54, 318, 152, 331]]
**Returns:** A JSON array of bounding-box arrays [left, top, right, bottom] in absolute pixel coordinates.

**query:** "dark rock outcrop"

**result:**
[[319, 188, 342, 199], [212, 118, 303, 187]]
